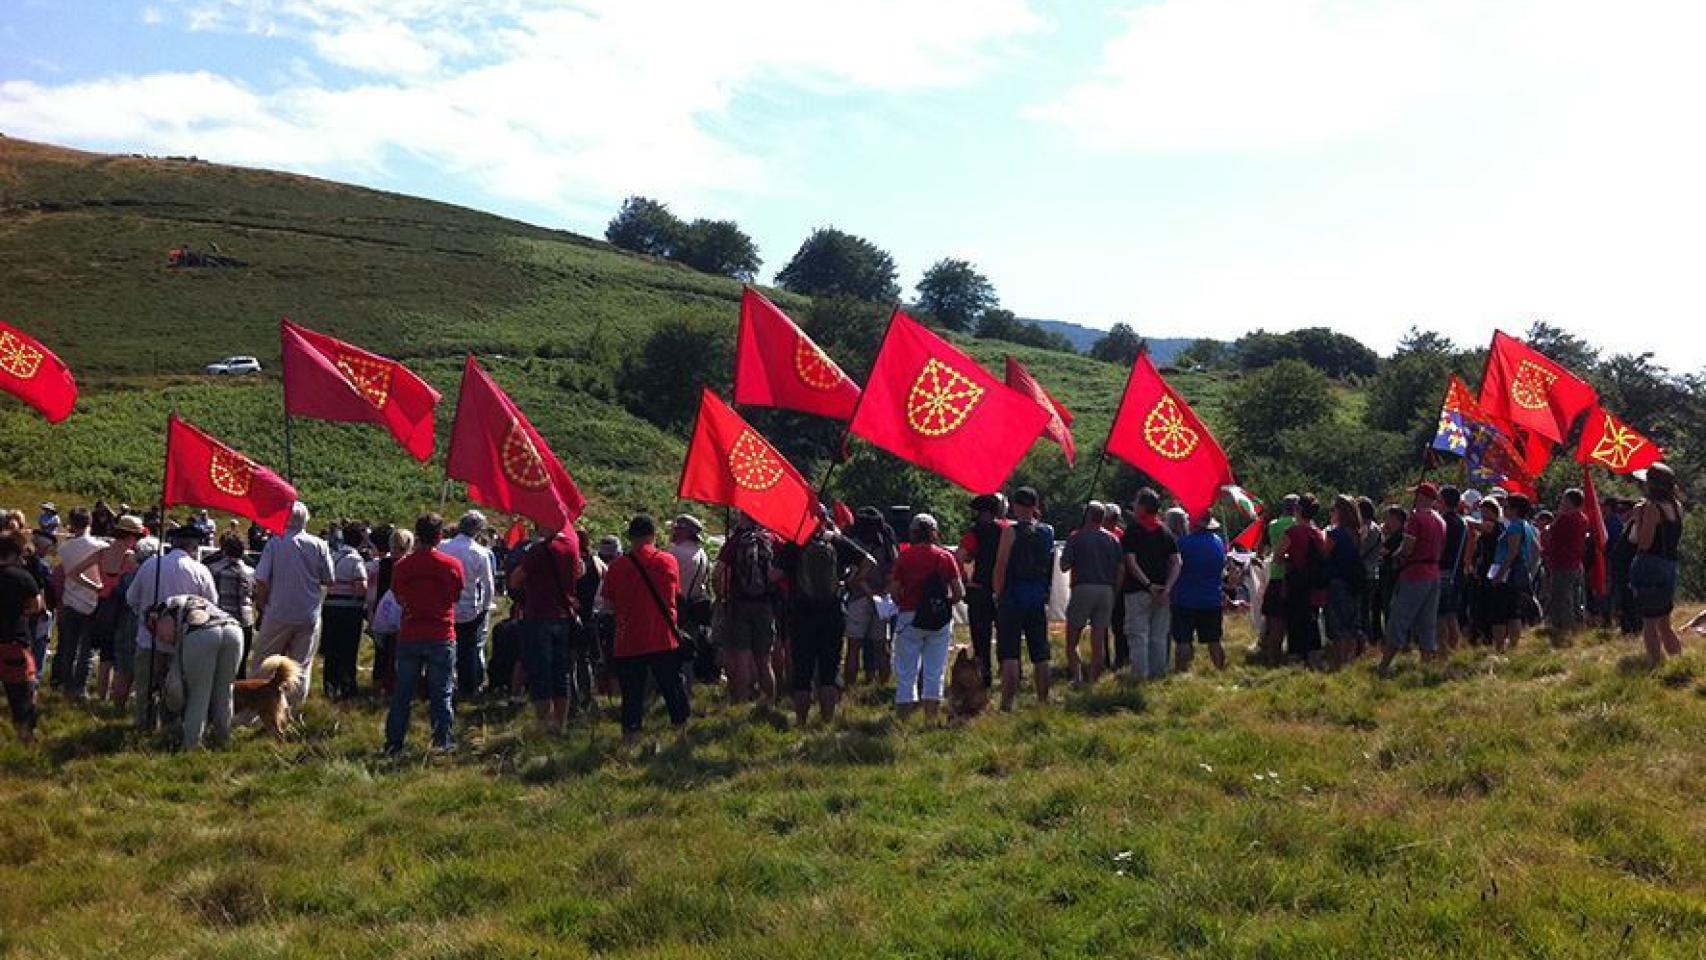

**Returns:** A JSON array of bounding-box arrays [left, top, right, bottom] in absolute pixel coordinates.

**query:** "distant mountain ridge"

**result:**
[[1026, 318, 1202, 365]]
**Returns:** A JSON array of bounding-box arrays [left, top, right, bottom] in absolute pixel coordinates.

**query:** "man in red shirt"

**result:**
[[1379, 483, 1446, 677], [1542, 488, 1589, 642], [601, 515, 690, 739], [509, 524, 584, 734], [384, 514, 464, 755]]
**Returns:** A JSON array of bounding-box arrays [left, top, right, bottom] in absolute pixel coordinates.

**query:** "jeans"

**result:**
[[893, 611, 951, 704], [1385, 577, 1441, 653], [252, 617, 321, 709], [1124, 591, 1171, 679], [454, 613, 488, 699], [179, 623, 243, 749], [386, 643, 455, 751], [51, 607, 96, 697], [613, 651, 690, 734], [319, 604, 365, 700]]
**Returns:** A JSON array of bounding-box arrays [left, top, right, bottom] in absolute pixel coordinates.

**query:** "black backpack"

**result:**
[[912, 573, 953, 631], [795, 535, 841, 605], [730, 528, 775, 601], [1008, 520, 1053, 583]]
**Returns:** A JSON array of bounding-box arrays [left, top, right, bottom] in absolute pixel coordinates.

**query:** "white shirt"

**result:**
[[440, 534, 495, 624], [58, 533, 109, 615], [667, 540, 709, 602], [126, 549, 218, 650], [255, 529, 333, 625]]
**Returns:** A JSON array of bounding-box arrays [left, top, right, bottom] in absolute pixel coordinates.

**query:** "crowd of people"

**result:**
[[0, 463, 1695, 751]]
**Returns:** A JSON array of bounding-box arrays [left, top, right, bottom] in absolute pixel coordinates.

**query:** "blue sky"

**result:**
[[3, 0, 1704, 365]]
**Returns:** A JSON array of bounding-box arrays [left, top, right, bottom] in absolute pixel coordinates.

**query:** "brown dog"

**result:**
[[233, 655, 302, 738], [946, 647, 988, 720]]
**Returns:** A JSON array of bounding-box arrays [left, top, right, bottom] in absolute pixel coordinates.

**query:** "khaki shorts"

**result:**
[[721, 602, 776, 655], [1066, 584, 1116, 632], [844, 595, 890, 642]]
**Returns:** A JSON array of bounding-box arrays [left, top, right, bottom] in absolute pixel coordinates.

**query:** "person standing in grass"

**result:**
[[1627, 463, 1686, 668], [1279, 496, 1328, 669], [1323, 495, 1367, 664], [1255, 494, 1300, 666], [1121, 488, 1180, 682], [715, 511, 782, 705], [1435, 487, 1468, 653], [126, 525, 218, 729], [252, 502, 333, 709], [511, 523, 584, 733], [846, 507, 900, 689], [1171, 513, 1229, 672], [1490, 494, 1539, 653], [889, 513, 963, 722], [365, 525, 407, 695], [89, 515, 143, 702], [51, 507, 107, 701], [602, 515, 691, 739], [955, 494, 1007, 689], [994, 486, 1056, 710], [440, 511, 496, 700], [320, 522, 369, 700], [1541, 488, 1589, 645], [784, 507, 873, 726], [1380, 484, 1446, 675], [0, 535, 43, 745], [385, 514, 463, 755], [205, 534, 256, 676], [1060, 502, 1124, 685]]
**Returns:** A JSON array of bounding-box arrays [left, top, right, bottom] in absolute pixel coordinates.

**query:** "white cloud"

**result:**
[[0, 0, 1043, 211]]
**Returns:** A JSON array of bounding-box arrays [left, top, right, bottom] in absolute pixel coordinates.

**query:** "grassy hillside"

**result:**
[[0, 138, 1149, 529], [2, 618, 1703, 958]]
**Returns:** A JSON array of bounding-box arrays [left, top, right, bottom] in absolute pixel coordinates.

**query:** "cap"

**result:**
[[40, 502, 56, 512], [168, 523, 208, 543], [1413, 482, 1440, 500]]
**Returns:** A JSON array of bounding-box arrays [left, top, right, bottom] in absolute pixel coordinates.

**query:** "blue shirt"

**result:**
[[1173, 530, 1227, 611]]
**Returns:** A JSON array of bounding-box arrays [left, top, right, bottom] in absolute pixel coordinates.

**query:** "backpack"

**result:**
[[795, 535, 841, 605], [1008, 520, 1053, 583], [912, 572, 953, 631], [730, 528, 775, 601]]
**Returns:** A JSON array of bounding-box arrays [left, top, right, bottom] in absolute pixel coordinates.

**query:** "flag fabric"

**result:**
[[678, 389, 817, 545], [1004, 356, 1076, 466], [1512, 427, 1553, 481], [733, 286, 861, 421], [832, 499, 856, 532], [1105, 351, 1235, 519], [281, 318, 441, 462], [1432, 376, 1537, 495], [1232, 514, 1265, 552], [446, 356, 586, 533], [1477, 330, 1598, 444], [0, 320, 77, 423], [847, 311, 1050, 494], [1580, 463, 1609, 597], [1221, 484, 1262, 522], [1575, 405, 1662, 475], [163, 415, 297, 533], [503, 518, 529, 551]]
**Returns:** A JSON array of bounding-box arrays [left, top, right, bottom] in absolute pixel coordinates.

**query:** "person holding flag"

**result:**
[[992, 487, 1056, 710], [1540, 489, 1590, 644]]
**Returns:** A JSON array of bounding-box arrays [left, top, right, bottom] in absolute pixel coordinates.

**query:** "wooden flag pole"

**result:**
[[283, 410, 296, 484]]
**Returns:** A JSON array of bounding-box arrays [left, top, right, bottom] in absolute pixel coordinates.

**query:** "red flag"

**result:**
[[833, 499, 856, 531], [163, 415, 297, 533], [281, 318, 441, 462], [1232, 512, 1265, 552], [503, 518, 528, 551], [1580, 463, 1609, 597], [1004, 356, 1076, 466], [1575, 405, 1662, 475], [446, 356, 586, 533], [0, 320, 77, 423], [1106, 351, 1235, 519], [1477, 330, 1598, 444], [733, 287, 861, 420], [848, 311, 1050, 494], [678, 389, 817, 545]]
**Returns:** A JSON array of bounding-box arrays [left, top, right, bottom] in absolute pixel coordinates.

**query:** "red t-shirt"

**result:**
[[892, 542, 962, 612], [602, 544, 680, 658], [1542, 509, 1588, 571], [520, 531, 583, 620], [1399, 509, 1446, 582], [392, 548, 464, 644]]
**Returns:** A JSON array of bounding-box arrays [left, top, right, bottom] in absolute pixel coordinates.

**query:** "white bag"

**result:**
[[370, 590, 402, 636]]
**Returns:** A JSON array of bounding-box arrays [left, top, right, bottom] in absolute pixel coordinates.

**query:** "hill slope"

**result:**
[[0, 137, 1148, 528]]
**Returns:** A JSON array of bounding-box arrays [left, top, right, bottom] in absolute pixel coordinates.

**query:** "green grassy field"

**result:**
[[2, 617, 1703, 959]]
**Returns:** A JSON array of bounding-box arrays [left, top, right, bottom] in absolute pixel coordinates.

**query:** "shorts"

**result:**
[[1170, 606, 1224, 645], [1436, 575, 1461, 617], [996, 603, 1050, 664], [1261, 578, 1288, 617], [722, 602, 776, 656], [1547, 568, 1584, 629], [1066, 584, 1116, 632], [4, 679, 37, 729], [521, 619, 574, 702], [1486, 581, 1530, 625], [0, 642, 37, 685], [844, 594, 889, 642], [790, 601, 844, 692], [1629, 554, 1677, 619]]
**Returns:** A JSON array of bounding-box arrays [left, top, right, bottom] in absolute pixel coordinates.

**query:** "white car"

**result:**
[[205, 355, 262, 376]]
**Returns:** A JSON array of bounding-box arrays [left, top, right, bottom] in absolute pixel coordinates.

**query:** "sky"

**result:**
[[3, 0, 1704, 366]]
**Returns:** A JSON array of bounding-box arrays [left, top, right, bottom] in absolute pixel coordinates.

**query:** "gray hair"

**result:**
[[457, 510, 486, 537], [909, 512, 939, 543], [1083, 502, 1106, 526], [287, 501, 310, 533], [1163, 507, 1189, 539]]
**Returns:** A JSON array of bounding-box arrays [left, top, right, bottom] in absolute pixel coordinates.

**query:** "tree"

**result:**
[[1363, 350, 1455, 440], [915, 258, 997, 332], [1233, 327, 1378, 378], [1224, 359, 1334, 459], [1089, 323, 1145, 365], [675, 219, 761, 281], [775, 227, 900, 302], [975, 308, 1076, 353], [1524, 320, 1599, 374], [618, 315, 733, 432], [605, 196, 685, 257], [1395, 327, 1455, 357], [1174, 339, 1232, 370]]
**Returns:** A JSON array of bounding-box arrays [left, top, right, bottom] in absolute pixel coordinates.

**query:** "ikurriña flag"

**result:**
[[164, 415, 297, 534], [1477, 330, 1598, 444], [1575, 405, 1662, 475], [446, 356, 586, 533], [1105, 350, 1234, 520], [281, 318, 441, 462], [847, 311, 1050, 494], [1004, 355, 1076, 466], [0, 320, 77, 423], [678, 389, 816, 545], [733, 286, 861, 421]]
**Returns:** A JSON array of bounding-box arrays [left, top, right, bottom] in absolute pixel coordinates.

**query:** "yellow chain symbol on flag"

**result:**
[[335, 353, 393, 409], [1589, 412, 1646, 470], [906, 359, 984, 437], [1142, 396, 1200, 460], [729, 430, 785, 491], [501, 420, 551, 490], [209, 449, 255, 497], [1510, 360, 1557, 411], [793, 337, 844, 392], [0, 330, 44, 380]]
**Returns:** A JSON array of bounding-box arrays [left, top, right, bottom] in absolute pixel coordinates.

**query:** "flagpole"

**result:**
[[283, 410, 295, 484], [816, 305, 900, 502], [148, 412, 174, 732]]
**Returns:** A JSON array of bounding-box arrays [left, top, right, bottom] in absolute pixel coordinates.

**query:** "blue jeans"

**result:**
[[454, 612, 488, 698], [386, 643, 455, 752]]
